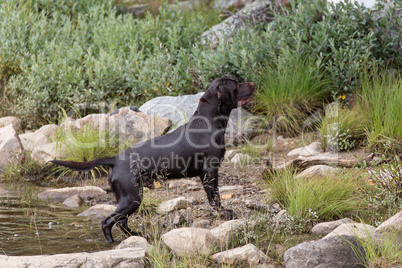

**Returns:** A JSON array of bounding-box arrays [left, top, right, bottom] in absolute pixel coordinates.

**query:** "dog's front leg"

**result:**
[[200, 168, 233, 220]]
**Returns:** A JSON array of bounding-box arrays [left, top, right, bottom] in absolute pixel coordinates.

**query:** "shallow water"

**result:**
[[0, 182, 115, 256]]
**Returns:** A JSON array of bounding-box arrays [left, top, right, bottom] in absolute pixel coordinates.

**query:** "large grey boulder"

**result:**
[[284, 223, 375, 268], [202, 0, 273, 47], [0, 116, 21, 132], [62, 107, 171, 147], [0, 248, 145, 268], [140, 92, 260, 144], [0, 125, 24, 169], [139, 92, 204, 128], [19, 124, 58, 152], [31, 142, 67, 167], [162, 227, 216, 256], [374, 210, 402, 245], [212, 243, 267, 265], [38, 186, 107, 202]]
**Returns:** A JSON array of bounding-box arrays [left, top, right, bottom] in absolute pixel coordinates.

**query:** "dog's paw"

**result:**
[[220, 209, 234, 220]]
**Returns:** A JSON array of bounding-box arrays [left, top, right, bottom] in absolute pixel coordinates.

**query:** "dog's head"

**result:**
[[208, 77, 255, 111]]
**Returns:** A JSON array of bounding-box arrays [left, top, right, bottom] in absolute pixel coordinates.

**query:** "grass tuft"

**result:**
[[358, 71, 402, 153], [253, 54, 329, 137]]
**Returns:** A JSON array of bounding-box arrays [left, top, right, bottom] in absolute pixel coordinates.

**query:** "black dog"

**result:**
[[51, 77, 255, 243]]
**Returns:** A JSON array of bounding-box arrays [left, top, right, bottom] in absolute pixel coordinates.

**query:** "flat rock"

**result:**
[[0, 125, 23, 169], [162, 227, 216, 256], [210, 219, 245, 245], [295, 165, 341, 178], [31, 142, 67, 166], [0, 248, 145, 268], [62, 194, 83, 208], [219, 185, 244, 194], [38, 186, 107, 202], [157, 196, 193, 214], [115, 236, 153, 253], [19, 124, 57, 152], [0, 116, 21, 132], [287, 142, 321, 157], [212, 243, 267, 265], [311, 218, 355, 236], [77, 204, 116, 219]]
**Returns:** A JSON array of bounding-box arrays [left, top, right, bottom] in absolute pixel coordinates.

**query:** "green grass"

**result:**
[[253, 55, 329, 137], [319, 107, 366, 151], [350, 228, 402, 268], [358, 71, 402, 153], [51, 123, 126, 180], [267, 169, 365, 224]]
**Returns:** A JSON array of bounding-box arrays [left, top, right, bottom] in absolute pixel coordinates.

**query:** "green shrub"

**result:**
[[253, 54, 329, 136], [0, 0, 214, 127], [267, 169, 365, 226], [319, 107, 366, 151], [358, 71, 402, 152], [261, 0, 401, 97]]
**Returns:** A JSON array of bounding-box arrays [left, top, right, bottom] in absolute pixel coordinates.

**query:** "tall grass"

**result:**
[[52, 124, 124, 180], [267, 169, 364, 223], [319, 107, 366, 151], [350, 229, 402, 268], [359, 72, 402, 152], [254, 55, 329, 136]]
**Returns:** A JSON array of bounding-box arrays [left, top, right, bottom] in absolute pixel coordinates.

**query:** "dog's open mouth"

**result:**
[[238, 97, 253, 106]]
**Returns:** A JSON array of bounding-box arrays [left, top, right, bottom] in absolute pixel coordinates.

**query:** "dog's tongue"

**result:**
[[238, 97, 252, 106]]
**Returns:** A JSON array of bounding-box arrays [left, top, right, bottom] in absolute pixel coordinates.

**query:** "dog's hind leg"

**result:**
[[200, 167, 233, 220], [101, 177, 142, 243]]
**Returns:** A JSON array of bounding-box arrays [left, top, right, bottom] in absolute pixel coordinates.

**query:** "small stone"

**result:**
[[219, 185, 244, 194], [62, 194, 82, 208], [210, 219, 245, 245], [222, 193, 234, 200], [212, 244, 268, 265], [77, 204, 116, 219], [157, 197, 193, 214], [161, 228, 216, 257], [245, 199, 278, 213], [173, 214, 185, 225], [287, 141, 321, 157], [115, 236, 153, 253], [230, 153, 252, 168], [312, 218, 355, 236]]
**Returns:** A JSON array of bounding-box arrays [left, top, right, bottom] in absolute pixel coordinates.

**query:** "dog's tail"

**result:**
[[50, 157, 115, 172]]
